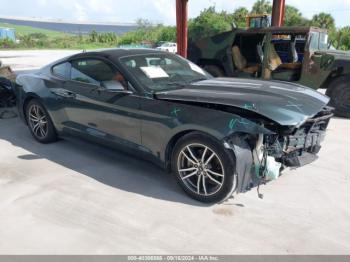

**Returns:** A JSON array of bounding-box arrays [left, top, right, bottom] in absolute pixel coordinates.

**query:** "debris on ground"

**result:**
[[0, 61, 16, 82], [0, 61, 17, 119], [0, 109, 17, 119], [0, 76, 16, 108]]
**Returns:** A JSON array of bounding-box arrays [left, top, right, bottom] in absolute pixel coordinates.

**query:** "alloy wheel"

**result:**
[[177, 143, 225, 196], [28, 104, 48, 139]]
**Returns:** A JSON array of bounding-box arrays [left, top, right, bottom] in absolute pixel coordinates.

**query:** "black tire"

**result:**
[[326, 76, 350, 118], [203, 65, 225, 77], [171, 132, 237, 203], [26, 99, 57, 143]]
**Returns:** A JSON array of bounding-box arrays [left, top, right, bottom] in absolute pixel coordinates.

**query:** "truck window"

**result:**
[[309, 32, 320, 51]]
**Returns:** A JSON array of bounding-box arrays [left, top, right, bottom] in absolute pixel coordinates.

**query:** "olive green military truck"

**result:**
[[188, 26, 350, 117]]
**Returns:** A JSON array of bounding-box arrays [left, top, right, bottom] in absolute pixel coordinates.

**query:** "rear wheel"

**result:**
[[203, 65, 225, 77], [326, 77, 350, 118], [26, 99, 57, 143], [171, 132, 237, 203]]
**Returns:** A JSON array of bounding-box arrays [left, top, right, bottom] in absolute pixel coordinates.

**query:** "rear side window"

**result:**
[[70, 59, 115, 85], [52, 62, 70, 79]]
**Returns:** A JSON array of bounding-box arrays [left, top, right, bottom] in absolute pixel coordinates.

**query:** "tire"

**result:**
[[203, 65, 225, 77], [26, 99, 57, 143], [171, 132, 237, 203], [326, 76, 350, 118]]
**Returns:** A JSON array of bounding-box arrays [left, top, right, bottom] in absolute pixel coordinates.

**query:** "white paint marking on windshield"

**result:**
[[140, 67, 169, 78]]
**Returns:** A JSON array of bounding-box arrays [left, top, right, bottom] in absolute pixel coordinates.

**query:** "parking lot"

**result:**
[[1, 51, 350, 254]]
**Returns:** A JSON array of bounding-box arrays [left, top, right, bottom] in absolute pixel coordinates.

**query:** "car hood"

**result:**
[[155, 78, 330, 126]]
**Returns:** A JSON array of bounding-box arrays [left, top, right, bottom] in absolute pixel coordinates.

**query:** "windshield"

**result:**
[[310, 31, 329, 51], [120, 53, 212, 91], [319, 32, 329, 50]]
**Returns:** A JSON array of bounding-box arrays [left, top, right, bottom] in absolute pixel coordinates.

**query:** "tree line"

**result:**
[[1, 0, 350, 50]]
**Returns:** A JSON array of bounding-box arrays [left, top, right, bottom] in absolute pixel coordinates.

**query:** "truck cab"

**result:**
[[189, 26, 350, 117]]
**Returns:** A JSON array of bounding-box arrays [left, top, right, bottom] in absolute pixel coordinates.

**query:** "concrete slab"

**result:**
[[0, 50, 81, 71], [0, 114, 350, 254], [1, 50, 350, 254]]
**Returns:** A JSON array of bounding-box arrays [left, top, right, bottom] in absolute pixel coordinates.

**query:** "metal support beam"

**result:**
[[176, 0, 188, 58], [271, 0, 286, 27]]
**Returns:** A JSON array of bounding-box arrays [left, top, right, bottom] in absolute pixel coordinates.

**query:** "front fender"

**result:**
[[158, 102, 274, 162]]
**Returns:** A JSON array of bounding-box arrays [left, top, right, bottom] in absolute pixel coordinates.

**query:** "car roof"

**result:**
[[69, 48, 165, 60], [40, 48, 168, 74]]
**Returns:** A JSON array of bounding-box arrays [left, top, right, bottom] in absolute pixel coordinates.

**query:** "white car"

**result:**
[[156, 42, 177, 53]]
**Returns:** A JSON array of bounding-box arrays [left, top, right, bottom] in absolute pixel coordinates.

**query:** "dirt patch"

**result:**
[[212, 206, 234, 216]]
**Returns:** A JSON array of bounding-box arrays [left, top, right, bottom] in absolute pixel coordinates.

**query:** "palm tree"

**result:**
[[311, 13, 335, 30], [233, 7, 249, 27], [251, 0, 272, 14]]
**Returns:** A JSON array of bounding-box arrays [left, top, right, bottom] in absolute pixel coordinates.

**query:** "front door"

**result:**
[[300, 31, 331, 89], [61, 57, 142, 149]]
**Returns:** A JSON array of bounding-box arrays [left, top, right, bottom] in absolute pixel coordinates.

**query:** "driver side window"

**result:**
[[70, 58, 126, 91]]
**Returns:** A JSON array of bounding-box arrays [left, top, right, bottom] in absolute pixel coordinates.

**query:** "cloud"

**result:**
[[1, 0, 350, 27], [36, 0, 48, 6], [73, 2, 88, 21], [87, 0, 114, 15], [151, 0, 176, 24]]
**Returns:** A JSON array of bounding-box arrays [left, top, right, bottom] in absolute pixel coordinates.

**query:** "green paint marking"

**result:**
[[244, 103, 255, 110], [229, 119, 238, 129], [229, 117, 249, 130], [171, 108, 181, 117]]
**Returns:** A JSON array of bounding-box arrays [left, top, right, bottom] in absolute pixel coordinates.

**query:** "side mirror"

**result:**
[[107, 88, 132, 94], [100, 81, 127, 92]]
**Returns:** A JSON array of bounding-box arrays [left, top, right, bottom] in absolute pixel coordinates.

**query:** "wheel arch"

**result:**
[[164, 128, 254, 173], [323, 74, 350, 96], [320, 65, 350, 91], [164, 129, 224, 172]]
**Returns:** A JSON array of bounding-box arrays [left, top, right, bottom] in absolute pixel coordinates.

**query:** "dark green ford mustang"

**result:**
[[15, 49, 333, 203]]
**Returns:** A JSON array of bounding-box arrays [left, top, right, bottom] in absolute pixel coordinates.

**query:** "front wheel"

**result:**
[[326, 77, 350, 118], [171, 132, 237, 203]]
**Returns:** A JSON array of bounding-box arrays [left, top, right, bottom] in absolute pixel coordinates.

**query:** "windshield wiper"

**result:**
[[162, 78, 208, 90], [189, 78, 208, 84], [164, 82, 187, 88]]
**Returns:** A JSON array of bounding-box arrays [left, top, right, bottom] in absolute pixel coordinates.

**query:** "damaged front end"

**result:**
[[224, 106, 333, 196]]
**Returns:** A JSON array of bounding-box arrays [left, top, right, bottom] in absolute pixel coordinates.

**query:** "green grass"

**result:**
[[0, 22, 70, 38]]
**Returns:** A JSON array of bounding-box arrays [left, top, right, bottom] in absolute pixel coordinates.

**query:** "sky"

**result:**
[[1, 0, 350, 27]]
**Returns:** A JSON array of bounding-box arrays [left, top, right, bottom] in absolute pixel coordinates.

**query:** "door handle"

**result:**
[[52, 89, 76, 98], [62, 91, 76, 98]]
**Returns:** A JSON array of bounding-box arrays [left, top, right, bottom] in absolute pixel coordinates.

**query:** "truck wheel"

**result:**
[[326, 77, 350, 118], [203, 65, 225, 77]]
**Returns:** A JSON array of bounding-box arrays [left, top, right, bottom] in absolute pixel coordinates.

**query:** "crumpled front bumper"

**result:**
[[280, 107, 333, 167], [223, 106, 333, 194]]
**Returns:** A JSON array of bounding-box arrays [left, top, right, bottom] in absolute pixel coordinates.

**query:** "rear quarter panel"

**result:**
[[16, 74, 67, 131]]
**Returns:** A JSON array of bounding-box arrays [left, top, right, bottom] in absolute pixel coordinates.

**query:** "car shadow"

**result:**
[[0, 116, 214, 207]]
